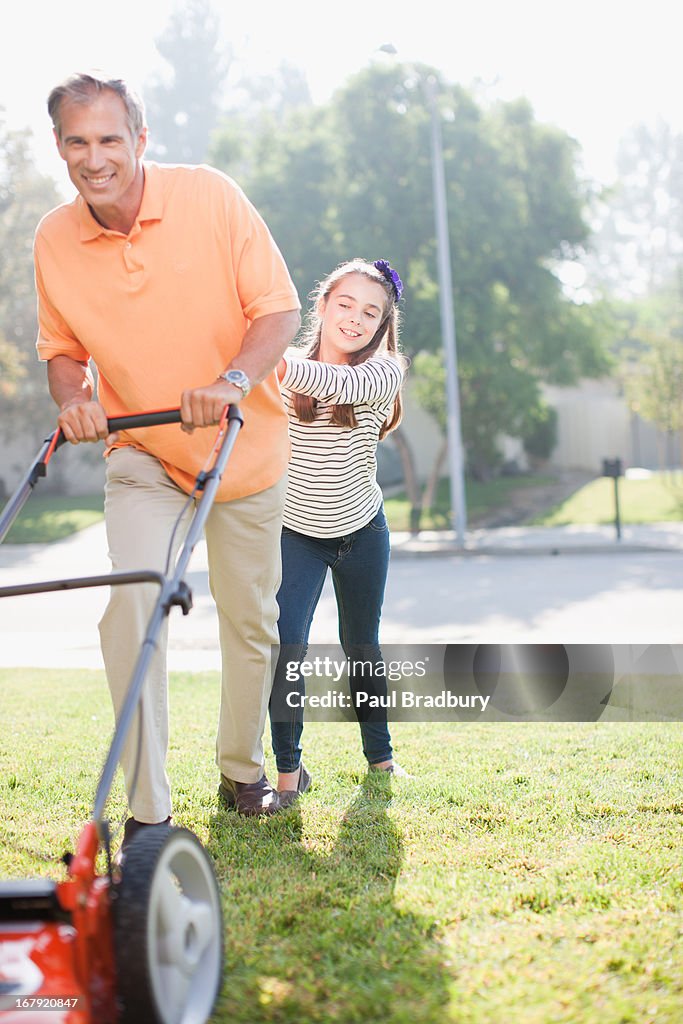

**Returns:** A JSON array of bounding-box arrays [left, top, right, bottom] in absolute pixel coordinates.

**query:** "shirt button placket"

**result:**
[[123, 238, 142, 278]]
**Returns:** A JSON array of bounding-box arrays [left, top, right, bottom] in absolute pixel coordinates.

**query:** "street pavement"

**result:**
[[0, 520, 681, 669]]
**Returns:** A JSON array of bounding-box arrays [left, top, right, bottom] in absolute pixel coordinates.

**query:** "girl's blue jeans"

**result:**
[[269, 506, 394, 772]]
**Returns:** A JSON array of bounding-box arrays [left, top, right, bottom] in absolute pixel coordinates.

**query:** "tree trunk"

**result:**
[[391, 426, 422, 534], [421, 436, 448, 515]]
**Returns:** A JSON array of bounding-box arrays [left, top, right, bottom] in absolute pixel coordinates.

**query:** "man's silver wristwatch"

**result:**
[[218, 368, 252, 398]]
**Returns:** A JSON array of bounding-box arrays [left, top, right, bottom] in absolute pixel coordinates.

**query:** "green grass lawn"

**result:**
[[385, 474, 559, 531], [531, 473, 683, 526], [388, 472, 683, 531], [1, 668, 681, 1023], [0, 493, 104, 544]]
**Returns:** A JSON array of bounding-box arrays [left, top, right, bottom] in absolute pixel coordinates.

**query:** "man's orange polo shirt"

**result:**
[[34, 162, 300, 501]]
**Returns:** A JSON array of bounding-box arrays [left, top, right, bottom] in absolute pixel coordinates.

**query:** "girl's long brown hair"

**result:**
[[292, 259, 406, 439]]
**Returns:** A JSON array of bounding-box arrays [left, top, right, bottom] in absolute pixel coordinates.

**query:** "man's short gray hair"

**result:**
[[48, 72, 146, 140]]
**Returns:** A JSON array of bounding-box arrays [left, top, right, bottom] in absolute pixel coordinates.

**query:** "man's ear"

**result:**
[[135, 126, 148, 159]]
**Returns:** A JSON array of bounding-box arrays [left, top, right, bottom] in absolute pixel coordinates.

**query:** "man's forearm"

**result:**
[[179, 308, 300, 431], [227, 309, 301, 384], [46, 356, 112, 444], [47, 354, 95, 410]]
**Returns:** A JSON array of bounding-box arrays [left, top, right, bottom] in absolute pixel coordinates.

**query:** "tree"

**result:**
[[0, 115, 60, 431], [410, 351, 448, 514], [334, 70, 609, 476], [143, 0, 230, 163], [589, 120, 683, 298], [636, 335, 683, 429], [224, 60, 312, 124], [521, 401, 558, 467], [627, 331, 683, 471], [616, 284, 683, 470], [209, 62, 611, 483], [211, 107, 340, 293]]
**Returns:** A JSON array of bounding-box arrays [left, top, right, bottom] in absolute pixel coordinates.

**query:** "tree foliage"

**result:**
[[617, 284, 683, 438], [632, 333, 683, 435], [225, 61, 312, 124], [589, 120, 683, 298], [0, 57, 616, 480], [143, 0, 230, 163], [0, 116, 60, 425], [210, 63, 610, 474]]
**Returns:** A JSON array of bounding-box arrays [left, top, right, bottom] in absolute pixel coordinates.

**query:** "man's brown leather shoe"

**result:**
[[218, 773, 281, 816]]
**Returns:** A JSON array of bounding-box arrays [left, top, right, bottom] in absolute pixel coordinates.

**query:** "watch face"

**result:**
[[225, 370, 251, 394]]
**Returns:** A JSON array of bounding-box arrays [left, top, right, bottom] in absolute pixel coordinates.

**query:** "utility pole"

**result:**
[[377, 48, 468, 544], [425, 75, 467, 545]]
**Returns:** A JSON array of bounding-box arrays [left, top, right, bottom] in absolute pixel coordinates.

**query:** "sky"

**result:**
[[1, 0, 680, 198]]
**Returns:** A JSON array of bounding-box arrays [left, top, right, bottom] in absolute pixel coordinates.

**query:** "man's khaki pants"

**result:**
[[98, 446, 285, 823]]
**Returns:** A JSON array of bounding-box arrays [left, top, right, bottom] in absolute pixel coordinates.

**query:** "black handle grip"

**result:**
[[106, 408, 183, 432], [106, 405, 243, 432], [51, 404, 243, 453]]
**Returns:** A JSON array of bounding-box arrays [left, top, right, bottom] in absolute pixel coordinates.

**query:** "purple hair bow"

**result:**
[[374, 259, 403, 301]]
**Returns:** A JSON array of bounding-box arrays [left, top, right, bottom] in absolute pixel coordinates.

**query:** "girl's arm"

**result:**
[[281, 354, 403, 407]]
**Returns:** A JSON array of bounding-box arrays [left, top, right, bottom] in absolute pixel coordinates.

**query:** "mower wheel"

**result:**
[[113, 824, 223, 1024]]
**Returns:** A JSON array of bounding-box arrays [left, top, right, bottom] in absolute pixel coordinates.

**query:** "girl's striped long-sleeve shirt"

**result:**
[[280, 353, 404, 538]]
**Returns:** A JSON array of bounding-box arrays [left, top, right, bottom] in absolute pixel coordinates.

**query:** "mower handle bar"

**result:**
[[110, 404, 242, 430], [53, 404, 243, 449], [105, 406, 184, 433], [0, 405, 243, 545], [50, 404, 243, 451]]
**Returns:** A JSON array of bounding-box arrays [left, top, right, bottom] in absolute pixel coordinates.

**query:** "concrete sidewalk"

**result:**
[[1, 520, 683, 577], [1, 521, 682, 579], [390, 521, 683, 557]]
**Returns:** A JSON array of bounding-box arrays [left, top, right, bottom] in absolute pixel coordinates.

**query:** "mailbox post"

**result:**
[[602, 458, 623, 541]]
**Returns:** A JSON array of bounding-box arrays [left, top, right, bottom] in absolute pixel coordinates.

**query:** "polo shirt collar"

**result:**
[[78, 162, 164, 241]]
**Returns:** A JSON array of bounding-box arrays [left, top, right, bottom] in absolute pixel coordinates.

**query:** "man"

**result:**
[[35, 72, 300, 841]]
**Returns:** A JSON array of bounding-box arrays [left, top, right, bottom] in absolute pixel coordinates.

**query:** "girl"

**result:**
[[269, 258, 409, 806]]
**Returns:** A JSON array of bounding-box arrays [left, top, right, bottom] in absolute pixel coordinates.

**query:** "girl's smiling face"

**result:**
[[318, 273, 388, 364]]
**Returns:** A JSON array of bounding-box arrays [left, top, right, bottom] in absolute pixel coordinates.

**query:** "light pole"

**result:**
[[424, 74, 467, 546], [379, 47, 467, 545]]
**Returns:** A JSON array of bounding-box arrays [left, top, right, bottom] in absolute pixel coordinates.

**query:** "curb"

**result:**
[[390, 525, 683, 558], [390, 542, 680, 558]]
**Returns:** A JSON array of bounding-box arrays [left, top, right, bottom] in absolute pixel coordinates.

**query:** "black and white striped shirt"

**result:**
[[281, 354, 404, 537]]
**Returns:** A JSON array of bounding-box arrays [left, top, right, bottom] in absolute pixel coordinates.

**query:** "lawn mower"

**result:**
[[0, 406, 242, 1023]]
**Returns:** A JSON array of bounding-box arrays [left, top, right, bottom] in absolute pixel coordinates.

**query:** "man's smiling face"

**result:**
[[55, 89, 147, 231]]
